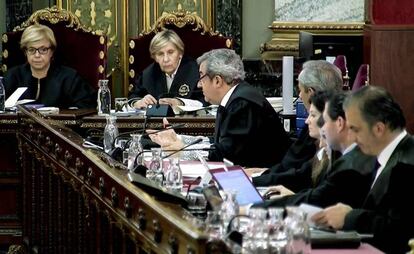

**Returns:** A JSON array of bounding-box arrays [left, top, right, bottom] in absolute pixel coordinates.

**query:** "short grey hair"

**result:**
[[197, 48, 245, 85], [298, 60, 343, 92], [149, 29, 184, 57]]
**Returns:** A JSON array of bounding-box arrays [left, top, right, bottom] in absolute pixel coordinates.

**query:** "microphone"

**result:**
[[107, 123, 186, 161], [162, 138, 204, 159]]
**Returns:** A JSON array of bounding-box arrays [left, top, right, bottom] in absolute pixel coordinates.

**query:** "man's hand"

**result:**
[[311, 203, 352, 230], [244, 167, 267, 177], [159, 98, 183, 107], [264, 185, 294, 199], [132, 94, 157, 108], [147, 118, 184, 151]]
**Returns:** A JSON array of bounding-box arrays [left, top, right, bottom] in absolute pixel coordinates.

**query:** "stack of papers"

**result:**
[[5, 87, 34, 108]]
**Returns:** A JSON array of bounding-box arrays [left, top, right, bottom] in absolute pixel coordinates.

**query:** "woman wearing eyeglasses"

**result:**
[[3, 24, 96, 109]]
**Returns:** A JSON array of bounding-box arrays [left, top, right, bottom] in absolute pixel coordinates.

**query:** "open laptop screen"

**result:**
[[211, 167, 264, 206]]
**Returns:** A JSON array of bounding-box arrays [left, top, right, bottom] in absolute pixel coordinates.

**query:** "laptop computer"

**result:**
[[210, 166, 264, 206]]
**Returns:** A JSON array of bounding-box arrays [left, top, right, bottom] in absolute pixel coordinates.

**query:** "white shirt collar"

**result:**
[[220, 84, 239, 107], [165, 58, 181, 92], [373, 130, 407, 185], [342, 143, 357, 155]]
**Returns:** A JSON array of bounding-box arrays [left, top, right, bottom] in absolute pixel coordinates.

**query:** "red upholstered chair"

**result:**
[[128, 10, 233, 91], [333, 55, 350, 90], [351, 64, 370, 91], [1, 6, 107, 90]]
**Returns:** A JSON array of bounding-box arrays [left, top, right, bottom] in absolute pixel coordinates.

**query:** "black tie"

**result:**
[[372, 160, 381, 184]]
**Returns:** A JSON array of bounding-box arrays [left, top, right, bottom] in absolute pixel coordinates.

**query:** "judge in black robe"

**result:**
[[4, 62, 96, 109]]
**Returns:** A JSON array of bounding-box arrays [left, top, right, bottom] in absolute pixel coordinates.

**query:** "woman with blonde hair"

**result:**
[[4, 24, 96, 109]]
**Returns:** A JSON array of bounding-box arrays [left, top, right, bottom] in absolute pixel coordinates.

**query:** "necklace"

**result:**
[[35, 78, 40, 100]]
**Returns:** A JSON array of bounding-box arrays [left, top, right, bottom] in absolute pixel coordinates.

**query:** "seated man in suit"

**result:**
[[312, 86, 414, 253], [128, 29, 204, 108], [257, 92, 375, 208], [3, 24, 96, 109], [249, 60, 343, 185], [149, 49, 290, 167]]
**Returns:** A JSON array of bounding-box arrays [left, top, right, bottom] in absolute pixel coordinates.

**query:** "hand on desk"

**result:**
[[311, 202, 352, 230], [133, 94, 157, 108], [264, 185, 295, 199], [159, 98, 183, 107]]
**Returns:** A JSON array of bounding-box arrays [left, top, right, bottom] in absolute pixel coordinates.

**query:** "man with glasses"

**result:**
[[149, 48, 290, 167], [3, 24, 96, 109]]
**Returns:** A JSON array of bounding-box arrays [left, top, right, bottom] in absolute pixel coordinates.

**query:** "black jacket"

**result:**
[[4, 63, 96, 109], [256, 145, 375, 209], [343, 134, 414, 253], [208, 82, 290, 167], [128, 55, 204, 103]]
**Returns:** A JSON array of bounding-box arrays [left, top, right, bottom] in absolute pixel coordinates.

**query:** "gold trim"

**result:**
[[2, 49, 8, 59], [129, 55, 134, 64], [262, 21, 364, 60], [13, 6, 91, 33], [99, 51, 105, 60], [99, 36, 105, 45], [2, 34, 7, 43], [269, 21, 364, 31], [98, 65, 104, 74], [225, 39, 232, 49], [122, 0, 129, 97], [129, 40, 135, 49], [143, 10, 218, 36], [129, 69, 135, 78], [2, 64, 7, 73]]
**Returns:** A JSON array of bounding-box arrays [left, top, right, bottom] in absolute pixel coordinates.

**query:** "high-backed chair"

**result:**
[[351, 64, 369, 91], [1, 6, 107, 90], [333, 55, 350, 90], [128, 10, 233, 90]]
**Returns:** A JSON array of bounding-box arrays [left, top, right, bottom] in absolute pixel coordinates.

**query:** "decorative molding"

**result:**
[[13, 6, 91, 33], [261, 21, 364, 60]]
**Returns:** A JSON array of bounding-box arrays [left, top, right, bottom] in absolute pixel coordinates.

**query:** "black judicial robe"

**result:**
[[343, 134, 414, 253], [253, 125, 317, 185], [4, 63, 96, 109], [128, 55, 204, 103], [208, 82, 290, 168], [255, 146, 375, 209]]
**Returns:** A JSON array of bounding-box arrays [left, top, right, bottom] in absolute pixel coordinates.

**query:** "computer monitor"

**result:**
[[299, 31, 363, 82]]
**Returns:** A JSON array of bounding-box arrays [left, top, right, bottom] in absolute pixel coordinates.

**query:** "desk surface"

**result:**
[[312, 243, 384, 254]]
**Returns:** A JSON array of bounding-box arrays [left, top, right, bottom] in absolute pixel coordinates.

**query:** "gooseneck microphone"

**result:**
[[132, 137, 205, 177], [162, 138, 204, 159]]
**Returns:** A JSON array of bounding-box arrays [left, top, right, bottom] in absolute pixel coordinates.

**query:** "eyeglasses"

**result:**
[[197, 73, 208, 83], [26, 47, 51, 55]]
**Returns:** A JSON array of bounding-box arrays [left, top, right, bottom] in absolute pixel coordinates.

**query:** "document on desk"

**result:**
[[180, 162, 224, 177], [5, 87, 34, 108]]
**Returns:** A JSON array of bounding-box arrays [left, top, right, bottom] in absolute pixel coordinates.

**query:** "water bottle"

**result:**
[[284, 206, 311, 254], [97, 79, 111, 115], [148, 147, 164, 184], [0, 77, 5, 113], [127, 134, 143, 171], [103, 115, 118, 153], [164, 157, 183, 192]]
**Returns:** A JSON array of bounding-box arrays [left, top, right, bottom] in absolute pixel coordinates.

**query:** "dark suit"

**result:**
[[128, 55, 204, 103], [256, 145, 376, 209], [253, 126, 317, 186], [4, 63, 96, 109], [208, 82, 290, 168], [343, 134, 414, 253]]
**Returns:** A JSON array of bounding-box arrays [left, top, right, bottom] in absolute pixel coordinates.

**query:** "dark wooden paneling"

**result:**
[[365, 24, 414, 133]]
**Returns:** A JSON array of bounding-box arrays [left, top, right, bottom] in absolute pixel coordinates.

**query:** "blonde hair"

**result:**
[[20, 24, 57, 51], [149, 29, 184, 58]]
